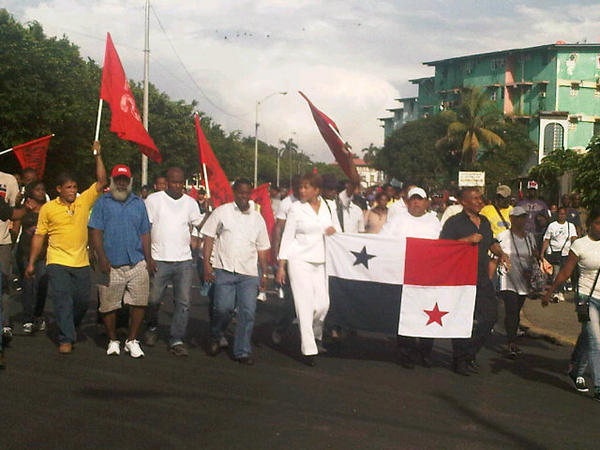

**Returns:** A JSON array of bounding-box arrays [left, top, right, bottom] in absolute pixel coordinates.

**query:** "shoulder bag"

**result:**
[[575, 265, 600, 323]]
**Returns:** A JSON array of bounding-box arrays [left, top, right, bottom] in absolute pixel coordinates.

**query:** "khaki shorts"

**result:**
[[98, 260, 149, 313]]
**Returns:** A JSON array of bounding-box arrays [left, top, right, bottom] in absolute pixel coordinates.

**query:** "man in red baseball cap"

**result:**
[[89, 164, 153, 358]]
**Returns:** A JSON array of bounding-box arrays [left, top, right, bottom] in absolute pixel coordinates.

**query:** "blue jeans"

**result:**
[[20, 259, 48, 323], [572, 326, 588, 377], [47, 264, 91, 344], [0, 266, 3, 351], [148, 260, 194, 347], [585, 296, 600, 389], [210, 269, 259, 358]]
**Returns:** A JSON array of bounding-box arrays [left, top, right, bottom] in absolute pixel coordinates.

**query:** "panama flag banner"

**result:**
[[326, 233, 477, 338]]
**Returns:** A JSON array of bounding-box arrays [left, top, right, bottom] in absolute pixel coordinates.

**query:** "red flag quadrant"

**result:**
[[194, 113, 233, 207], [399, 238, 477, 338], [298, 91, 359, 184], [12, 135, 53, 180], [100, 33, 161, 163]]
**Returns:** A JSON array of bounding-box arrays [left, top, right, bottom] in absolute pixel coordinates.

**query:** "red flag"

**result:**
[[251, 183, 275, 261], [12, 135, 53, 180], [194, 113, 233, 207], [299, 91, 359, 183], [100, 33, 161, 163], [188, 186, 199, 201]]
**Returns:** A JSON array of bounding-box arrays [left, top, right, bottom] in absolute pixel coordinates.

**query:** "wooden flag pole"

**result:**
[[94, 99, 103, 141]]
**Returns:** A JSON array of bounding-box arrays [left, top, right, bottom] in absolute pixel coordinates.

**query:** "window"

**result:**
[[569, 119, 577, 131], [491, 58, 505, 71], [543, 123, 564, 156], [490, 90, 498, 101], [539, 84, 547, 98], [464, 61, 473, 75], [570, 83, 579, 96]]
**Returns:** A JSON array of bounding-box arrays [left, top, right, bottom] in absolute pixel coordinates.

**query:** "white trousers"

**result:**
[[288, 259, 329, 356]]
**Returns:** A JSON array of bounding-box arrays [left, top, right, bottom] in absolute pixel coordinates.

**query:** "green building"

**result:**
[[380, 42, 600, 163]]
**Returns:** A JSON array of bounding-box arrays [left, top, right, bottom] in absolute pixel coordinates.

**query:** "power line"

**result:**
[[150, 4, 246, 118]]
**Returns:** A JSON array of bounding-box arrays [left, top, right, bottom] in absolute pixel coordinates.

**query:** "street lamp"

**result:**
[[254, 91, 287, 187]]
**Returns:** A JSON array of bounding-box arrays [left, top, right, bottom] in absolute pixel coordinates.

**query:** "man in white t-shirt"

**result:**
[[541, 207, 577, 301], [380, 187, 441, 368], [144, 167, 203, 356], [337, 181, 365, 233], [0, 171, 19, 337], [202, 179, 270, 365]]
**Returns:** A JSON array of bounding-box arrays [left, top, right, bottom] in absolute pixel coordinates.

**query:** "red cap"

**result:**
[[111, 164, 131, 179]]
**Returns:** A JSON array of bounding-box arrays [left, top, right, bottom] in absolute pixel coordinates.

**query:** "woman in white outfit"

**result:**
[[276, 173, 340, 366]]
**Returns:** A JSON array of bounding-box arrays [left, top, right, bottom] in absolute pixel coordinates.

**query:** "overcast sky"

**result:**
[[2, 0, 600, 162]]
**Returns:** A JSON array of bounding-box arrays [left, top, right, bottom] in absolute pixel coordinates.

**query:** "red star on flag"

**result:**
[[424, 302, 449, 326]]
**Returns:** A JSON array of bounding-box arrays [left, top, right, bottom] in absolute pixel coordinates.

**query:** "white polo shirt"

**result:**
[[380, 209, 441, 239], [201, 202, 270, 277], [145, 191, 203, 261], [544, 221, 577, 256]]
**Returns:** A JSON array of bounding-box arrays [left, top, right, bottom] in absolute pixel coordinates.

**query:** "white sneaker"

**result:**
[[106, 340, 121, 356], [555, 292, 565, 302], [23, 323, 34, 335], [124, 339, 145, 358], [219, 336, 229, 348]]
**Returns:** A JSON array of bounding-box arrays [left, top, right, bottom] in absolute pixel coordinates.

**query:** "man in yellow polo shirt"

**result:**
[[26, 141, 106, 354], [481, 185, 513, 238]]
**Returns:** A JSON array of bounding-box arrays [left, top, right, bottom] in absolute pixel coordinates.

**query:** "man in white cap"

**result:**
[[89, 164, 152, 358], [380, 186, 441, 368]]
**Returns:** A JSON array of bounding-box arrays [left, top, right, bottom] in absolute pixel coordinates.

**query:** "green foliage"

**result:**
[[437, 87, 505, 165], [476, 120, 536, 195], [575, 135, 600, 210], [0, 9, 313, 192], [376, 113, 533, 195], [374, 114, 460, 191], [528, 147, 581, 202]]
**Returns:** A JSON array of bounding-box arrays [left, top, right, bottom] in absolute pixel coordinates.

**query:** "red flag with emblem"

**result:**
[[12, 134, 53, 180], [299, 91, 359, 183], [194, 113, 233, 207], [100, 33, 161, 163]]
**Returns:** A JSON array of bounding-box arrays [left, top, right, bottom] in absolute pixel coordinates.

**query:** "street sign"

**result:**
[[458, 171, 485, 187]]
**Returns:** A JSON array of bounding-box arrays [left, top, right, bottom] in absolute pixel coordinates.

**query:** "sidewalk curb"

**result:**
[[520, 310, 577, 347]]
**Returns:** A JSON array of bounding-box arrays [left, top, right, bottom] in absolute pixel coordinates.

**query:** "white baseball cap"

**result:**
[[407, 187, 427, 199]]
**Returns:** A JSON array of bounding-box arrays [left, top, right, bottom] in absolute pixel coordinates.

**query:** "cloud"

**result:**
[[3, 0, 598, 162]]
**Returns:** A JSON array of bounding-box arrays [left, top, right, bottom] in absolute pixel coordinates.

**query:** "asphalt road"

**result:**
[[1, 287, 597, 450]]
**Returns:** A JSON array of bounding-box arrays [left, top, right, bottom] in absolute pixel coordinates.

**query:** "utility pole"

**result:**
[[141, 0, 150, 186]]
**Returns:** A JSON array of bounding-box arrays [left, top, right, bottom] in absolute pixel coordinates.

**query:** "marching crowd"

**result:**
[[0, 141, 599, 402]]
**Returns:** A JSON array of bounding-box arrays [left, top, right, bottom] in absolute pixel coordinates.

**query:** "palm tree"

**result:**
[[279, 138, 298, 187], [361, 143, 379, 164], [437, 87, 504, 165]]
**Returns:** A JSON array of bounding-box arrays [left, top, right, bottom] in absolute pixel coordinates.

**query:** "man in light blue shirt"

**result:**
[[89, 165, 152, 358]]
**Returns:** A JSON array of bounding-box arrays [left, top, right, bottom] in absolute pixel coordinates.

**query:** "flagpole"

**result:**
[[94, 99, 103, 141], [141, 0, 150, 186], [202, 162, 211, 199]]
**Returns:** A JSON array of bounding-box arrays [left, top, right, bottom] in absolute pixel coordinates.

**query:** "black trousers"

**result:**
[[452, 280, 497, 362], [500, 290, 526, 343], [397, 336, 434, 358]]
